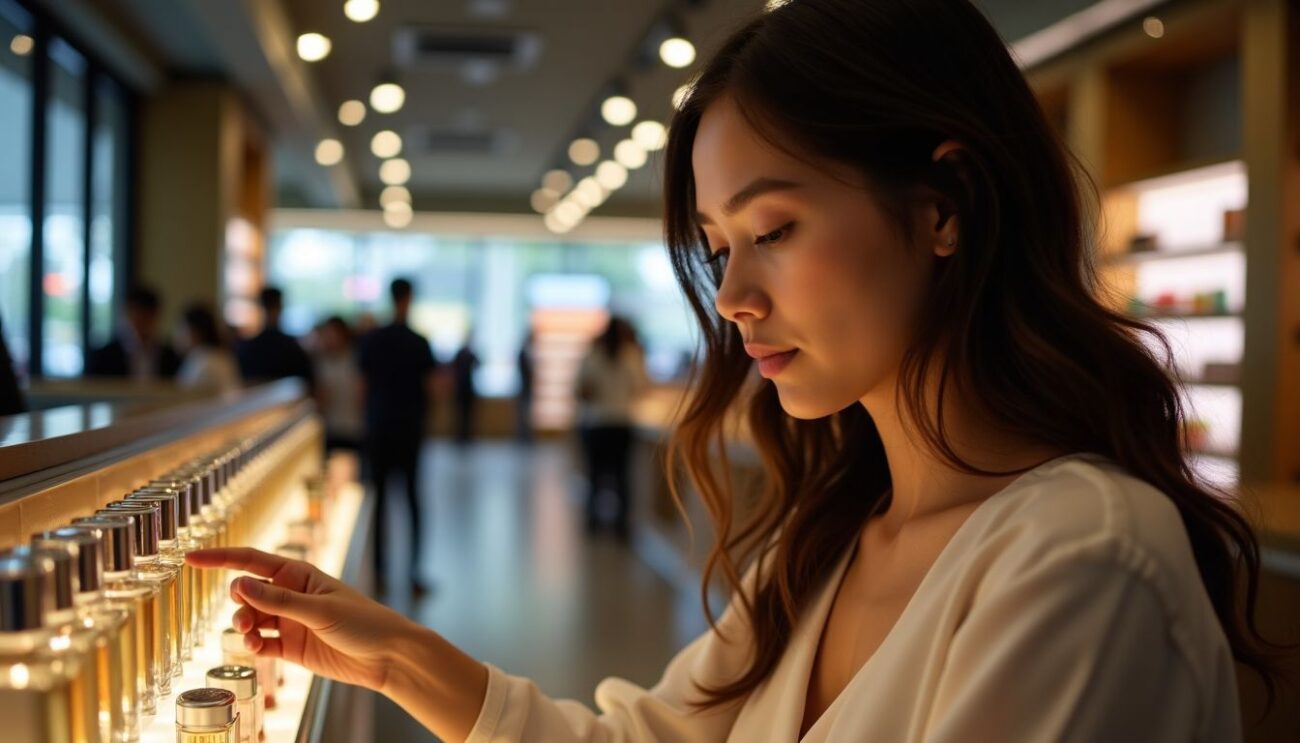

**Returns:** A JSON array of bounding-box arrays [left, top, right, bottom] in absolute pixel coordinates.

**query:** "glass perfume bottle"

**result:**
[[148, 474, 213, 638], [72, 515, 160, 717], [220, 629, 275, 710], [99, 501, 180, 690], [127, 488, 195, 665], [175, 688, 239, 743], [34, 527, 140, 743], [0, 553, 101, 743], [205, 665, 261, 743]]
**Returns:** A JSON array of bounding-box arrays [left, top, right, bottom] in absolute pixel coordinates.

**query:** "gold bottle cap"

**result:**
[[176, 688, 237, 728], [101, 500, 161, 557], [222, 627, 251, 655], [206, 664, 258, 699]]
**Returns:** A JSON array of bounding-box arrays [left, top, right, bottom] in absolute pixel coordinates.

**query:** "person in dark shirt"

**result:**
[[359, 278, 437, 595], [451, 341, 479, 446], [85, 285, 182, 380], [236, 287, 315, 389], [0, 316, 26, 416]]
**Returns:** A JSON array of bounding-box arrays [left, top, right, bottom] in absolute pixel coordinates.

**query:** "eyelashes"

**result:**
[[702, 221, 795, 266]]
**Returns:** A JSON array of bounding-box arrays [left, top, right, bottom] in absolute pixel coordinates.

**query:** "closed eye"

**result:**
[[755, 222, 794, 246], [703, 247, 729, 266]]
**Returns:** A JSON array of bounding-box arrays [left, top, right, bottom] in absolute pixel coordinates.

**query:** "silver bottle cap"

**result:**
[[32, 528, 104, 594], [0, 554, 45, 631], [71, 516, 136, 572], [143, 480, 193, 527], [127, 489, 180, 539], [101, 500, 161, 557], [7, 545, 75, 612], [176, 687, 237, 728], [206, 664, 258, 699]]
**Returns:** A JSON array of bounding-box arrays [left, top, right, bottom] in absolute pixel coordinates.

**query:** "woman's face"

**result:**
[[692, 97, 951, 419]]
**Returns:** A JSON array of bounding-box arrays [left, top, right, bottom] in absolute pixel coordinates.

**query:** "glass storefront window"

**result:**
[[90, 76, 128, 349], [0, 1, 34, 374], [41, 36, 87, 377], [266, 228, 696, 397]]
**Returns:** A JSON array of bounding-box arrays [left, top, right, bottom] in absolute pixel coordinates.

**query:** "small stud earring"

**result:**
[[947, 237, 956, 248]]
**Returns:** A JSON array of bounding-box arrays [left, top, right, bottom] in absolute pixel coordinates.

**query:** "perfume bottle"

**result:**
[[220, 629, 275, 710], [0, 552, 101, 743], [148, 474, 213, 638], [72, 516, 160, 717], [127, 488, 195, 664], [100, 501, 181, 690], [205, 665, 261, 743], [34, 527, 140, 743], [175, 688, 239, 743]]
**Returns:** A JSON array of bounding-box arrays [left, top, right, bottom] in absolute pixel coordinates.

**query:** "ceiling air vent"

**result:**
[[393, 26, 542, 71]]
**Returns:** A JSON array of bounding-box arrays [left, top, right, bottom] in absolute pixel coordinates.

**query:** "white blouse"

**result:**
[[466, 454, 1242, 742]]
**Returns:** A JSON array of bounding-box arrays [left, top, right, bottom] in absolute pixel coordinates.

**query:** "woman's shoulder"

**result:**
[[966, 453, 1218, 625]]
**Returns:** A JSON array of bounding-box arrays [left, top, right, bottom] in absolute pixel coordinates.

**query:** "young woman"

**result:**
[[176, 303, 241, 394], [190, 0, 1281, 740]]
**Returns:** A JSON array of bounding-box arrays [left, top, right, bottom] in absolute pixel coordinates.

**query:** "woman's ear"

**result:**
[[930, 140, 965, 257]]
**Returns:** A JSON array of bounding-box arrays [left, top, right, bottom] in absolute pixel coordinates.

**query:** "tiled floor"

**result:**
[[372, 440, 707, 741]]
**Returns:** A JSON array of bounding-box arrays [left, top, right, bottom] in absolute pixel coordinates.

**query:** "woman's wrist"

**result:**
[[381, 616, 491, 743]]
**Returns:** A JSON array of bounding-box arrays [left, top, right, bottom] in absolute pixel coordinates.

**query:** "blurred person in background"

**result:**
[[314, 315, 363, 453], [86, 285, 181, 380], [0, 317, 26, 416], [237, 286, 315, 389], [515, 330, 535, 443], [451, 338, 480, 446], [576, 315, 649, 538], [176, 303, 240, 394], [360, 278, 438, 595]]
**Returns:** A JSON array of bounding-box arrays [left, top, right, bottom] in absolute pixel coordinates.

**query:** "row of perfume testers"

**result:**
[[0, 417, 335, 743]]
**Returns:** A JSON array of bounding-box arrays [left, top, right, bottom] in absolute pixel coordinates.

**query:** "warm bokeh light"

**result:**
[[379, 157, 411, 185], [659, 37, 696, 68], [370, 130, 402, 159], [542, 169, 573, 193], [344, 0, 380, 23], [601, 95, 638, 127], [370, 82, 405, 114], [297, 33, 332, 62], [568, 138, 600, 166], [314, 138, 344, 166], [338, 100, 366, 126], [595, 161, 628, 191], [631, 120, 667, 151], [379, 185, 410, 208], [614, 139, 648, 170]]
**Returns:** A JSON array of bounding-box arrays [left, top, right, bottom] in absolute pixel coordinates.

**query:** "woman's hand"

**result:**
[[186, 547, 409, 691], [187, 547, 489, 742]]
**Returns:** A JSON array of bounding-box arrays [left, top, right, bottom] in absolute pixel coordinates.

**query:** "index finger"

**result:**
[[187, 547, 289, 578]]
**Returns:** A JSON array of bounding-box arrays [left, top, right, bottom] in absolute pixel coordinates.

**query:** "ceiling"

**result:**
[[61, 0, 1115, 216]]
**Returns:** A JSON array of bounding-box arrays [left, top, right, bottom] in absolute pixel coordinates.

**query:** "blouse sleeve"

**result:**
[[920, 550, 1223, 743], [465, 570, 760, 743]]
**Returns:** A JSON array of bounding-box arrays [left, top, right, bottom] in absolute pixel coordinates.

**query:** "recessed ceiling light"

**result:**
[[315, 138, 344, 166], [542, 169, 572, 193], [10, 34, 34, 56], [659, 37, 695, 68], [631, 120, 667, 151], [380, 185, 410, 207], [379, 158, 411, 185], [595, 161, 628, 191], [344, 0, 380, 23], [370, 130, 402, 158], [614, 139, 647, 170], [601, 95, 637, 127], [384, 205, 413, 228], [531, 188, 559, 213], [339, 100, 366, 126], [370, 82, 405, 114], [1142, 16, 1165, 38], [568, 138, 600, 166], [297, 33, 332, 62]]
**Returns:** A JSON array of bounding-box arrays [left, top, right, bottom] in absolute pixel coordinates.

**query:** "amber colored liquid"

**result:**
[[66, 649, 101, 743], [105, 582, 156, 716], [100, 609, 138, 742]]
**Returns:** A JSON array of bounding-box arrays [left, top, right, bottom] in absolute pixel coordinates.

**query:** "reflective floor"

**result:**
[[373, 440, 707, 740]]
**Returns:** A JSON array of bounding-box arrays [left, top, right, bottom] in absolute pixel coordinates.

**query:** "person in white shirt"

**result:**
[[176, 304, 240, 395], [313, 316, 364, 452], [185, 1, 1284, 740], [575, 316, 651, 537]]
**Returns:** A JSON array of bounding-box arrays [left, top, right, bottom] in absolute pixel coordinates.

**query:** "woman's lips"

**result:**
[[748, 342, 795, 376]]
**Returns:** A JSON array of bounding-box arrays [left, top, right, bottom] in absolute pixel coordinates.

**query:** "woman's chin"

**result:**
[[771, 383, 851, 421]]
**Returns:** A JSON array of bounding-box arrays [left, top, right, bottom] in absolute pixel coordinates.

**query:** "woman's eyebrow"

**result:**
[[696, 177, 801, 225]]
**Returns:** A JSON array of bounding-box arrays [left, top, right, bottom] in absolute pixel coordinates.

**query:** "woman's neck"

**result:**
[[860, 371, 1065, 536]]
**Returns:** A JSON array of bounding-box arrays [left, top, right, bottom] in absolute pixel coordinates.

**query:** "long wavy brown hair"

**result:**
[[662, 0, 1285, 711]]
